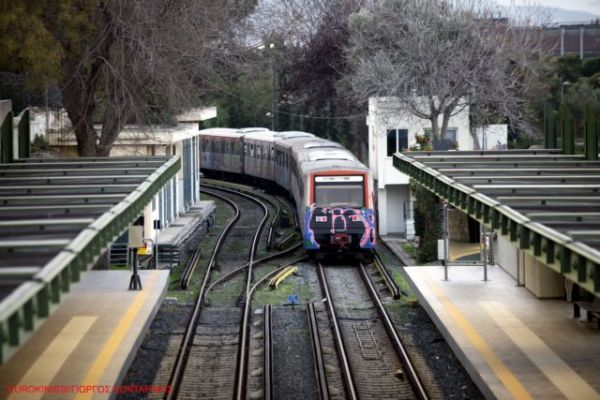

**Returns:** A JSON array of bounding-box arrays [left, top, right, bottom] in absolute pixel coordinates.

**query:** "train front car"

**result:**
[[299, 150, 377, 256]]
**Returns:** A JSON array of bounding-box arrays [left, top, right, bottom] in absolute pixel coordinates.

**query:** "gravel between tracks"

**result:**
[[120, 301, 192, 400], [324, 266, 415, 399], [272, 306, 318, 400]]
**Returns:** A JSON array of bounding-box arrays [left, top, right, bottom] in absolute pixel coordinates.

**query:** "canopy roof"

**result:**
[[0, 156, 180, 363], [394, 149, 600, 297]]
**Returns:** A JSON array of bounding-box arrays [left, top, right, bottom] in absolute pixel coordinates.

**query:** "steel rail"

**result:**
[[179, 247, 201, 290], [203, 242, 302, 304], [372, 250, 402, 299], [264, 304, 273, 400], [203, 179, 283, 251], [243, 256, 308, 399], [266, 197, 281, 250], [179, 188, 238, 290], [307, 302, 331, 400], [164, 188, 240, 400], [229, 186, 270, 400], [317, 262, 358, 400], [358, 262, 429, 400]]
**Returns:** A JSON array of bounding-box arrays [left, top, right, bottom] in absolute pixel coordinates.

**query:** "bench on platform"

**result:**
[[574, 297, 600, 329]]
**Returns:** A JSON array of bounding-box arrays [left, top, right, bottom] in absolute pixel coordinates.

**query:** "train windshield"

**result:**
[[314, 176, 364, 208]]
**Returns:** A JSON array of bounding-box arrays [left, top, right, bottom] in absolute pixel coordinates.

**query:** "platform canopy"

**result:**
[[394, 149, 600, 296], [0, 156, 180, 363]]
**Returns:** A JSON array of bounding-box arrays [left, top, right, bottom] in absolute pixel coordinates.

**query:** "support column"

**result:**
[[544, 103, 557, 149], [1, 110, 13, 163], [580, 27, 584, 60], [561, 102, 574, 155], [17, 109, 30, 159], [585, 105, 598, 161]]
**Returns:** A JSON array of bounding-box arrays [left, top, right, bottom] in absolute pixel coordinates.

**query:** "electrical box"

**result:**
[[437, 239, 446, 261], [128, 226, 144, 248]]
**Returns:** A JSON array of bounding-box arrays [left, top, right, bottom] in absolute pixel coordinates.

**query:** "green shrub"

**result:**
[[582, 57, 600, 77]]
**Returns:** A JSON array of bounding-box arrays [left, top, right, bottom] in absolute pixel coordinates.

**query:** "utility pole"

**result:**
[[271, 52, 276, 130], [260, 43, 276, 130]]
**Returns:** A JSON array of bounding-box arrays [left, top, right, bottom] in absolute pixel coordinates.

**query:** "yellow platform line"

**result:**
[[449, 242, 481, 261], [481, 301, 600, 400], [9, 316, 97, 400], [421, 272, 532, 400], [76, 273, 159, 400]]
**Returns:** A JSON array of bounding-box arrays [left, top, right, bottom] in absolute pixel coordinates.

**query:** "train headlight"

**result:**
[[316, 216, 327, 222], [351, 215, 362, 222]]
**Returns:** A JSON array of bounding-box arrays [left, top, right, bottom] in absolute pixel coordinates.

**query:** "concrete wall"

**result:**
[[448, 209, 470, 241], [497, 235, 519, 280], [378, 184, 409, 235], [496, 235, 565, 299]]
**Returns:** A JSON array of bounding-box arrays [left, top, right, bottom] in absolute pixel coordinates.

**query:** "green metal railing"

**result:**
[[545, 101, 598, 160], [1, 110, 13, 163], [18, 109, 30, 159]]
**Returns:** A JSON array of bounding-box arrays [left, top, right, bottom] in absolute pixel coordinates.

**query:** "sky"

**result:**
[[496, 0, 600, 15]]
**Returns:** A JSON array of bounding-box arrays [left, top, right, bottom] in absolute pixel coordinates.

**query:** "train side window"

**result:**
[[244, 143, 247, 155]]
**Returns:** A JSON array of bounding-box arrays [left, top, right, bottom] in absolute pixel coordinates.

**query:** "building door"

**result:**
[[386, 185, 408, 235]]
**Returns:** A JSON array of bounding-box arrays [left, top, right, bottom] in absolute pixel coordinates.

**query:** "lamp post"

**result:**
[[259, 43, 276, 130], [561, 80, 571, 103]]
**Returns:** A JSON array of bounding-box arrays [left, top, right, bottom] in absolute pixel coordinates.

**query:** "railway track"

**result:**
[[166, 179, 431, 399], [166, 181, 307, 400], [202, 179, 288, 253], [165, 184, 269, 399], [317, 261, 430, 400]]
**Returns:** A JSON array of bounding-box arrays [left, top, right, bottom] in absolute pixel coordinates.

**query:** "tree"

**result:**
[[0, 0, 255, 156], [344, 0, 546, 142], [246, 0, 371, 159]]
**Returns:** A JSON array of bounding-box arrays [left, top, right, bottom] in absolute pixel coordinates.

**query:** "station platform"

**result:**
[[0, 270, 169, 399], [156, 200, 215, 268], [402, 264, 600, 400]]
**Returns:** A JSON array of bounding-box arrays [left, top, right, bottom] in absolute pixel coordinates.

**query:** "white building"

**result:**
[[367, 97, 473, 237]]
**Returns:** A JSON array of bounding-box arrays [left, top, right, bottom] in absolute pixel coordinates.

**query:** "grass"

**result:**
[[390, 269, 417, 304], [207, 274, 247, 306], [402, 242, 417, 260], [253, 269, 317, 306]]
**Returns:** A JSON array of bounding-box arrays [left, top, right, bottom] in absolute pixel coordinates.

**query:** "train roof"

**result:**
[[243, 130, 278, 142], [301, 159, 370, 175], [302, 140, 344, 149], [198, 128, 243, 138], [307, 149, 356, 162], [274, 131, 315, 140], [237, 127, 270, 134]]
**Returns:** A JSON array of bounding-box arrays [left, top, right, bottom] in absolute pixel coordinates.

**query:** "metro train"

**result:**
[[198, 127, 377, 255]]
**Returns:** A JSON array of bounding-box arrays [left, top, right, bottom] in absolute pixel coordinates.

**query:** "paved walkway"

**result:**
[[403, 264, 600, 400], [157, 200, 215, 246], [0, 270, 168, 400]]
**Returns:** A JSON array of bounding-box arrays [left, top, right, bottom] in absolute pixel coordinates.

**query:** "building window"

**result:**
[[424, 128, 457, 150], [387, 129, 409, 156]]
